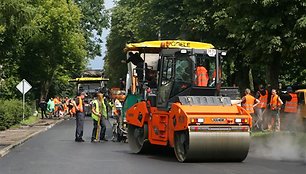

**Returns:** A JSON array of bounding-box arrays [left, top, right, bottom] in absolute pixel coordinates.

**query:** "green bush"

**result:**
[[0, 99, 32, 130]]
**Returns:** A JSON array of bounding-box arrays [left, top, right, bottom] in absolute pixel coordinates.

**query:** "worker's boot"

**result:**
[[91, 139, 99, 143]]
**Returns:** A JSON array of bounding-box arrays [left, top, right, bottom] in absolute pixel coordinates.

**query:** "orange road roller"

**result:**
[[123, 40, 252, 162]]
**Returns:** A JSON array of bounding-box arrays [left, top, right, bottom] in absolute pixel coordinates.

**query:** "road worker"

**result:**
[[68, 98, 76, 118], [195, 65, 209, 87], [281, 86, 298, 131], [268, 89, 283, 132], [53, 97, 61, 117], [91, 93, 108, 142], [47, 98, 55, 118], [111, 98, 123, 142], [255, 85, 268, 131], [39, 98, 48, 119], [241, 88, 260, 129], [73, 92, 87, 142]]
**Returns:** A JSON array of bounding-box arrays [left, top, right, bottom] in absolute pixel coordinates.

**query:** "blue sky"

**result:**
[[87, 0, 114, 70]]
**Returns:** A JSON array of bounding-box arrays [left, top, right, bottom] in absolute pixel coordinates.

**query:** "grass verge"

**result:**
[[21, 116, 40, 125], [251, 131, 273, 137], [252, 131, 306, 148], [9, 116, 40, 129]]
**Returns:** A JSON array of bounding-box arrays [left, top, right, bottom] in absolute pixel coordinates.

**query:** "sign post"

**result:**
[[16, 79, 32, 121]]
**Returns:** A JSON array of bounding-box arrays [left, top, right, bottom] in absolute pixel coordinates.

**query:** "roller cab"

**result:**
[[124, 40, 252, 162]]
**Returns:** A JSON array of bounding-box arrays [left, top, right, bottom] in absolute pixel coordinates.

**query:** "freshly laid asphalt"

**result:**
[[0, 117, 305, 174]]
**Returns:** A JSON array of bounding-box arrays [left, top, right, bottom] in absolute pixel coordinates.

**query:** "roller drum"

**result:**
[[174, 126, 250, 162]]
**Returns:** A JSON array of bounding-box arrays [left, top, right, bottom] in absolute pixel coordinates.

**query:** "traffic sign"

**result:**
[[16, 79, 32, 121], [16, 79, 32, 94]]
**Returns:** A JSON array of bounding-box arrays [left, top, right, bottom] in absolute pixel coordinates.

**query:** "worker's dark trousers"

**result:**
[[91, 117, 106, 141], [41, 109, 47, 119], [75, 112, 85, 140]]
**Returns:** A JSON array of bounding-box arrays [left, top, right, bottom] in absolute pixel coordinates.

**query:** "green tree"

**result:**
[[19, 0, 87, 99], [74, 0, 109, 58], [0, 0, 109, 100], [104, 1, 138, 87], [0, 0, 34, 99], [106, 0, 306, 90], [214, 0, 306, 88]]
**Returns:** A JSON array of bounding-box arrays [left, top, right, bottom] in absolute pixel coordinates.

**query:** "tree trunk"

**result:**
[[40, 80, 50, 100], [234, 61, 250, 94], [40, 68, 56, 100], [249, 68, 254, 91], [224, 60, 233, 86], [266, 54, 281, 89]]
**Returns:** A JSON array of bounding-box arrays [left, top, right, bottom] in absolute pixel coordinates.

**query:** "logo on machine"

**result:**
[[161, 41, 191, 48], [212, 118, 225, 122]]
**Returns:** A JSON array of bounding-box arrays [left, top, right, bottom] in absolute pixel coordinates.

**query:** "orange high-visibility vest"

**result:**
[[257, 90, 268, 109], [284, 93, 298, 113], [71, 107, 76, 114], [270, 94, 281, 110], [77, 97, 84, 112], [195, 66, 209, 87], [53, 98, 60, 111], [63, 103, 68, 112], [242, 94, 256, 114]]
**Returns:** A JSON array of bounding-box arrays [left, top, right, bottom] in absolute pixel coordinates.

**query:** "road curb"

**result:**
[[0, 119, 64, 158]]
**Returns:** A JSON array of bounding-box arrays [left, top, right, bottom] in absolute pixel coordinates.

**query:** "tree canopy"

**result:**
[[0, 0, 108, 99], [105, 0, 306, 90], [1, 0, 305, 99]]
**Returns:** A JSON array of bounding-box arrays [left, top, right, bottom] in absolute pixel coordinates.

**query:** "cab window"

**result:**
[[195, 54, 217, 87], [170, 54, 193, 97], [157, 57, 174, 108], [175, 55, 192, 83], [161, 57, 174, 84]]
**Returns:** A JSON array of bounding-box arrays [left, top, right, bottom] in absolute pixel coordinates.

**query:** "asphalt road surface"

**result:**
[[0, 117, 305, 174]]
